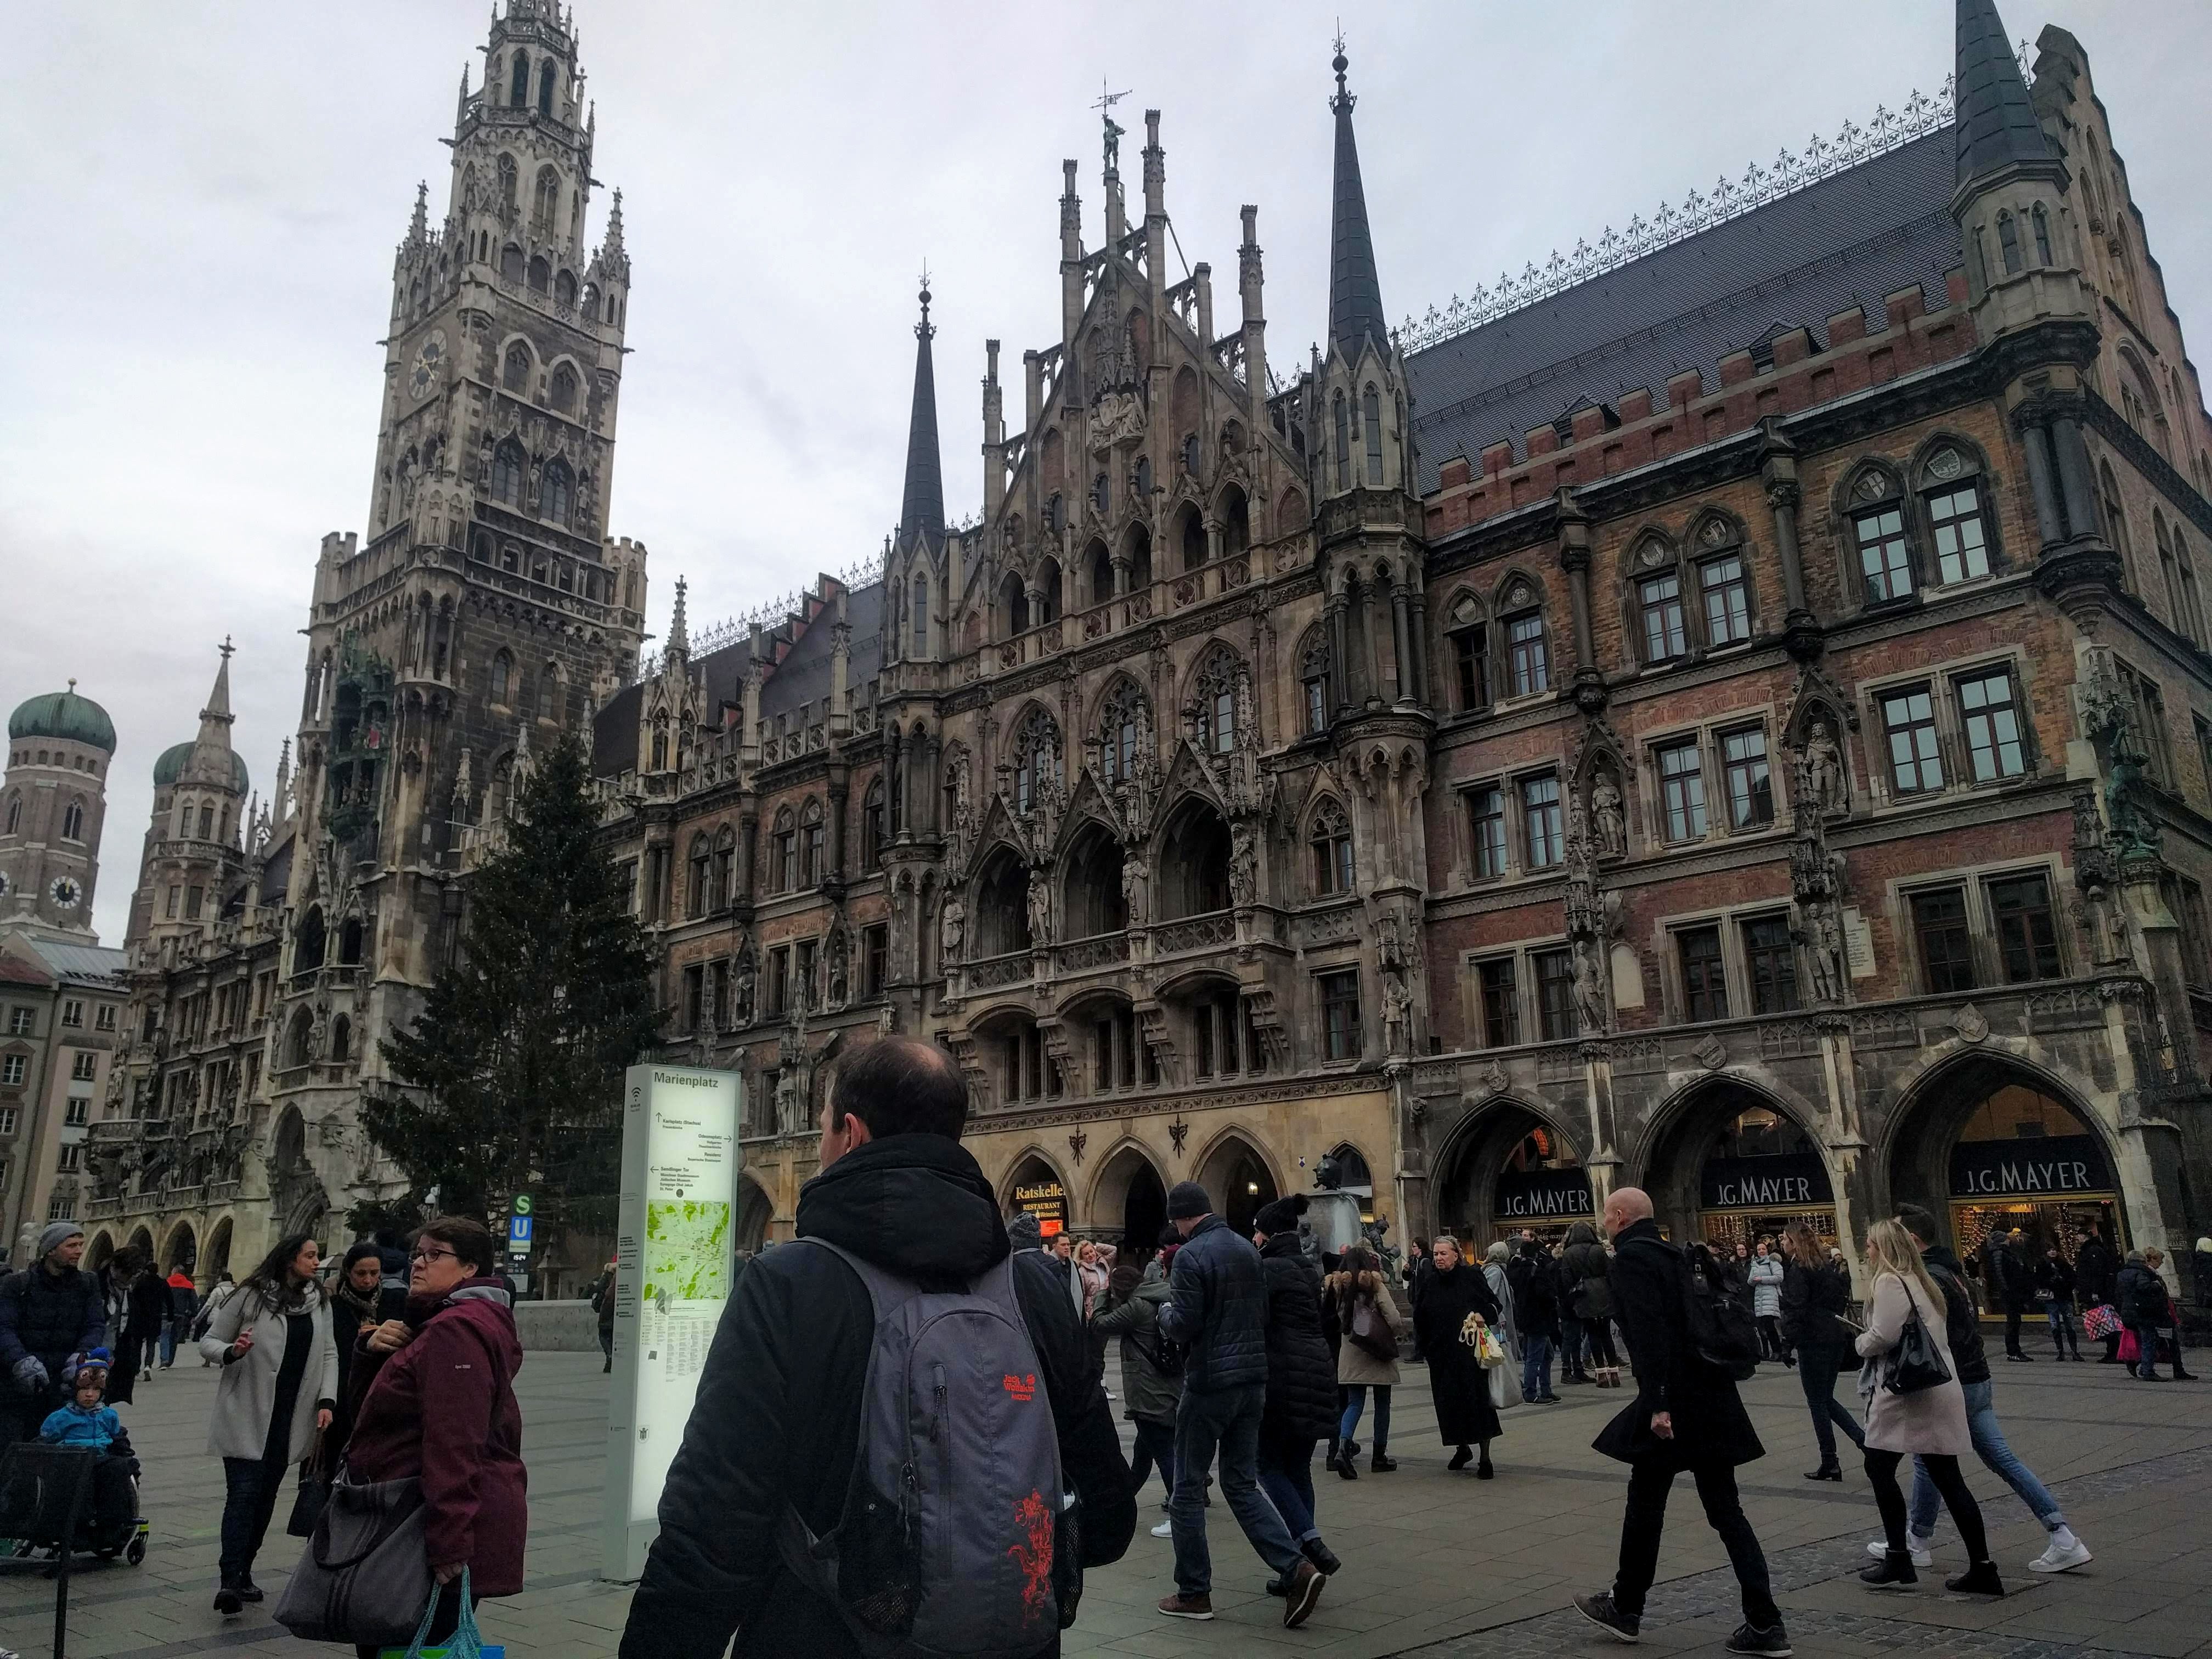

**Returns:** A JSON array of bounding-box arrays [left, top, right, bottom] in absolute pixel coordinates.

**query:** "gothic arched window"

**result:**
[[1333, 392, 1350, 491], [2032, 204, 2053, 266], [537, 60, 556, 116], [911, 572, 929, 657], [502, 343, 531, 393], [550, 363, 578, 413], [772, 806, 797, 893], [1363, 384, 1384, 485], [1098, 680, 1147, 785], [4, 794, 19, 836], [861, 779, 885, 872], [1192, 644, 1242, 754], [1309, 798, 1353, 897], [1298, 625, 1333, 732], [1012, 707, 1061, 816], [491, 440, 526, 506], [490, 753, 515, 820], [541, 458, 572, 525], [1997, 211, 2023, 275], [490, 650, 513, 706], [537, 662, 558, 720], [527, 255, 550, 295], [508, 51, 529, 108], [496, 153, 518, 215], [499, 242, 524, 283], [60, 798, 83, 841], [800, 798, 826, 887], [554, 269, 576, 308], [198, 805, 214, 840]]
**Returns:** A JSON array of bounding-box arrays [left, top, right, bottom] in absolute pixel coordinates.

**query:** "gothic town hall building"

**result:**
[[82, 0, 2212, 1298]]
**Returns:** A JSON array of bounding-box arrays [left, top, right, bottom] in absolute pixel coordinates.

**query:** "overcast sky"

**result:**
[[4, 2, 2207, 945]]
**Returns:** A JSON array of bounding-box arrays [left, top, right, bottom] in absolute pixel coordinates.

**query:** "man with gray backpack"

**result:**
[[621, 1039, 1136, 1659]]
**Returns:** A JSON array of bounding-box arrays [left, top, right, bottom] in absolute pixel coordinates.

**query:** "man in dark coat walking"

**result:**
[[1251, 1194, 1342, 1587], [1992, 1230, 2036, 1361], [1574, 1188, 1788, 1656], [619, 1041, 1135, 1659], [1156, 1181, 1325, 1627], [0, 1221, 107, 1442], [2075, 1224, 2123, 1362]]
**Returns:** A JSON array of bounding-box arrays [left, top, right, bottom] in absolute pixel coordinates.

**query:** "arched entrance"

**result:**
[[1433, 1102, 1592, 1248], [86, 1233, 115, 1272], [1196, 1132, 1277, 1240], [1886, 1055, 2124, 1278], [1004, 1153, 1070, 1240], [162, 1221, 198, 1276], [204, 1217, 234, 1286], [1090, 1144, 1167, 1256], [735, 1176, 775, 1255], [126, 1226, 155, 1265], [1157, 798, 1231, 920], [1642, 1081, 1837, 1252]]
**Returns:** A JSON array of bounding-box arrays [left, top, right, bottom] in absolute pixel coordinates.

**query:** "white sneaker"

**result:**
[[1151, 1520, 1174, 1539], [2029, 1537, 2092, 1574], [1866, 1537, 1933, 1569]]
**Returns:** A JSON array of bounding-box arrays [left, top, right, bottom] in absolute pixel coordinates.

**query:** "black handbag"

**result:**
[[272, 1467, 432, 1646], [1881, 1285, 1952, 1396]]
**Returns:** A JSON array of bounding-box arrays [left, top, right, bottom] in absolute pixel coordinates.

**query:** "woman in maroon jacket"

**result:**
[[344, 1216, 526, 1658]]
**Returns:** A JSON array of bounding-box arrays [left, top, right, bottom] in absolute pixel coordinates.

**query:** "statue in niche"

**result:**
[[826, 929, 850, 1008], [1120, 851, 1149, 928], [1590, 771, 1626, 859], [939, 895, 967, 964], [1799, 719, 1848, 816], [1228, 823, 1259, 909], [1026, 867, 1053, 947], [1572, 939, 1609, 1034], [732, 949, 757, 1028], [1381, 972, 1413, 1054], [1798, 907, 1847, 1005]]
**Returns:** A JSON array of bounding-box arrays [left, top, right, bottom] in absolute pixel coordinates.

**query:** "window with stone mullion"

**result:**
[[1856, 506, 1914, 602], [1639, 572, 1688, 663]]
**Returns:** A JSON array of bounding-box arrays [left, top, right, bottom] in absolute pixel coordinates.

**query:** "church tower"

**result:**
[[273, 0, 646, 1206], [1, 683, 113, 941], [126, 644, 252, 955]]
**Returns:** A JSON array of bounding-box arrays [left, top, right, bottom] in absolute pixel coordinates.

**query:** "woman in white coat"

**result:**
[[200, 1232, 338, 1616], [1854, 1218, 2002, 1596]]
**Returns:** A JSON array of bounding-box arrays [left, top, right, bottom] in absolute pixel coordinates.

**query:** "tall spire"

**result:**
[[1954, 0, 2052, 186], [668, 576, 689, 659], [1326, 37, 1389, 362], [899, 276, 946, 548], [201, 637, 235, 729]]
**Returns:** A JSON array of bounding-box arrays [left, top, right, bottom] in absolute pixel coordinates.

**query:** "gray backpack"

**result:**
[[776, 1239, 1076, 1658]]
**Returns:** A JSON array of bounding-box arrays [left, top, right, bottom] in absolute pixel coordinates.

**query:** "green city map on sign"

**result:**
[[644, 1200, 731, 1302]]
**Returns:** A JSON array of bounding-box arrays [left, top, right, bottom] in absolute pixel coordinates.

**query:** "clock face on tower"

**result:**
[[48, 876, 81, 910], [410, 332, 447, 401]]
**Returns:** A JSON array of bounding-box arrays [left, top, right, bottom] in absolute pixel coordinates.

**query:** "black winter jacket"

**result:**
[[1158, 1215, 1268, 1394], [1920, 1246, 1990, 1386], [1779, 1257, 1854, 1350], [2034, 1256, 2076, 1310], [621, 1135, 1135, 1659], [1505, 1246, 1561, 1335], [2075, 1235, 2120, 1303], [1256, 1234, 1338, 1442], [1560, 1223, 1611, 1321], [2117, 1262, 2171, 1325], [1593, 1220, 1763, 1470], [0, 1265, 106, 1378]]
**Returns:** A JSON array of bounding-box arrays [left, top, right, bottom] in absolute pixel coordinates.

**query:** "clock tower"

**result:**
[[272, 0, 647, 1197], [1, 682, 114, 942]]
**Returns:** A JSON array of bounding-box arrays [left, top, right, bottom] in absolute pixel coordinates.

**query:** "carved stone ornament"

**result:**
[[1691, 1034, 1728, 1071], [1168, 1116, 1190, 1159], [1926, 446, 1964, 480], [1481, 1059, 1509, 1098], [1951, 1002, 1989, 1043]]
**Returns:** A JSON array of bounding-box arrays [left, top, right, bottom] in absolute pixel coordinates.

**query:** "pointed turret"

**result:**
[[408, 180, 429, 245], [1326, 42, 1389, 364], [668, 575, 690, 660], [198, 638, 235, 742], [1955, 0, 2051, 187], [899, 281, 945, 550]]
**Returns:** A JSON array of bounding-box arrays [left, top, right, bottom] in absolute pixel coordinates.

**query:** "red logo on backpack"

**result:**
[[1008, 1488, 1056, 1620], [1001, 1372, 1036, 1402]]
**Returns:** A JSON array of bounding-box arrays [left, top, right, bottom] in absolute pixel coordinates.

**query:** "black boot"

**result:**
[[1369, 1450, 1397, 1472], [1860, 1550, 1918, 1590], [1447, 1444, 1472, 1471], [1332, 1448, 1358, 1481], [1945, 1560, 2006, 1597], [1301, 1537, 1341, 1575], [1804, 1462, 1843, 1482], [1476, 1446, 1495, 1480], [213, 1581, 243, 1616]]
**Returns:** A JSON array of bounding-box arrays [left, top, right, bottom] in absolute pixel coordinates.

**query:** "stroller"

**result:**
[[0, 1438, 147, 1567]]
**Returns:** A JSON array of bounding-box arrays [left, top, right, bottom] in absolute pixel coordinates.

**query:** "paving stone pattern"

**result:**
[[2, 1351, 2204, 1658]]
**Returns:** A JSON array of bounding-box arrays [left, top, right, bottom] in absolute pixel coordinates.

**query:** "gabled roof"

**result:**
[[1404, 131, 1961, 492], [7, 937, 123, 986]]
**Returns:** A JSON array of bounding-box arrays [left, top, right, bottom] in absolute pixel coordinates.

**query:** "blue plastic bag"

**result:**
[[376, 1569, 503, 1659]]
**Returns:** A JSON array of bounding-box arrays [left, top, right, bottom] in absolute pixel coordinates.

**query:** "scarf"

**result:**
[[332, 1279, 381, 1323], [245, 1274, 320, 1319]]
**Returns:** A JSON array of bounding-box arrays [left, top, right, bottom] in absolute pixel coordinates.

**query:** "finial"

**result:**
[[1093, 80, 1131, 173], [1331, 27, 1353, 111], [66, 678, 76, 693], [916, 265, 935, 341], [219, 635, 234, 662]]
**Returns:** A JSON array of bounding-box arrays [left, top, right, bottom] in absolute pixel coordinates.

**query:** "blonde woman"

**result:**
[[1325, 1247, 1407, 1477], [1854, 1218, 2002, 1596]]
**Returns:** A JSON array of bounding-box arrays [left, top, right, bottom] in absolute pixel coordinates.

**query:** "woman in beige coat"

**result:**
[[1854, 1218, 2002, 1596], [1325, 1247, 1407, 1478]]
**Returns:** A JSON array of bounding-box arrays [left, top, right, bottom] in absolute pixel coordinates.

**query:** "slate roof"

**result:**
[[1403, 129, 1963, 492], [11, 937, 126, 985], [1328, 61, 1390, 362], [1955, 0, 2053, 184]]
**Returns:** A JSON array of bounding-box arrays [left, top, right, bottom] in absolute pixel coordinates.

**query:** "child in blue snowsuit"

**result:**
[[35, 1350, 137, 1548]]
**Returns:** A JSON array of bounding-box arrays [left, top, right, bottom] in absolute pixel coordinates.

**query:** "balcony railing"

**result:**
[[966, 951, 1033, 991], [1056, 933, 1131, 973], [1153, 911, 1235, 954]]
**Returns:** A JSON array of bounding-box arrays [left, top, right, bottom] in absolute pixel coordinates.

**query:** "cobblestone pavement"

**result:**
[[1, 1348, 2203, 1658]]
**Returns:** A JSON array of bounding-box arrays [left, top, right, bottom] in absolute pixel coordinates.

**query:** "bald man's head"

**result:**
[[831, 1038, 969, 1141], [1603, 1186, 1654, 1239]]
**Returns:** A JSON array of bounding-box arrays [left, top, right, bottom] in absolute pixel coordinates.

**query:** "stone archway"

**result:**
[[86, 1232, 115, 1272], [1430, 1099, 1592, 1248], [270, 1106, 330, 1238], [1195, 1131, 1278, 1240], [1088, 1142, 1168, 1256], [1638, 1077, 1838, 1252], [1002, 1151, 1071, 1240], [161, 1220, 199, 1276], [735, 1175, 775, 1255], [204, 1216, 234, 1286], [126, 1226, 155, 1265]]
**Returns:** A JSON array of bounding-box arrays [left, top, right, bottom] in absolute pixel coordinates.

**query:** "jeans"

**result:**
[[1522, 1332, 1554, 1401], [1867, 1448, 1987, 1562], [1796, 1340, 1865, 1465], [1338, 1384, 1391, 1451], [1256, 1432, 1319, 1542], [1169, 1384, 1301, 1596], [1613, 1460, 1779, 1627], [218, 1456, 285, 1585], [1756, 1314, 1792, 1364], [1130, 1417, 1177, 1504], [2134, 1322, 2164, 1378], [2045, 1304, 2080, 1356], [1908, 1378, 2063, 1535]]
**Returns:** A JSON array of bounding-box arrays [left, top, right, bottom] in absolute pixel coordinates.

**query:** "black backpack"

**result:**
[[1680, 1245, 1762, 1381]]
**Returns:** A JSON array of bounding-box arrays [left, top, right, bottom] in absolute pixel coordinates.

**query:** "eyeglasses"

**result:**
[[409, 1246, 459, 1265]]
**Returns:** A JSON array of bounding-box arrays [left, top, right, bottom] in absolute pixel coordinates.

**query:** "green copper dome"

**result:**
[[153, 741, 249, 795], [8, 686, 116, 753]]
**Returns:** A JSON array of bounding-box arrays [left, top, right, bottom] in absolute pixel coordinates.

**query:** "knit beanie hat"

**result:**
[[1252, 1193, 1309, 1236], [37, 1221, 83, 1261], [1166, 1181, 1213, 1220], [61, 1348, 111, 1389]]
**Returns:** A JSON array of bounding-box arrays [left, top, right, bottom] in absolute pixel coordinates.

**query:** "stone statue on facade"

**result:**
[[1026, 867, 1053, 947], [732, 946, 757, 1028], [1381, 972, 1413, 1055], [1572, 938, 1609, 1034], [1120, 850, 1149, 928], [826, 928, 850, 1009], [939, 895, 967, 964], [1590, 772, 1626, 858], [1799, 719, 1848, 816], [1229, 823, 1259, 909]]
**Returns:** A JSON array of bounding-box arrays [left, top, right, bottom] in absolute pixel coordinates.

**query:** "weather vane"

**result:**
[[1093, 80, 1130, 171]]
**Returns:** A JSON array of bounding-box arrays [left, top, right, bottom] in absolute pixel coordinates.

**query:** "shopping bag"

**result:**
[[377, 1569, 504, 1659], [2117, 1329, 2141, 1364], [1487, 1357, 1518, 1410], [1460, 1314, 1506, 1369], [2083, 1304, 2121, 1341]]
